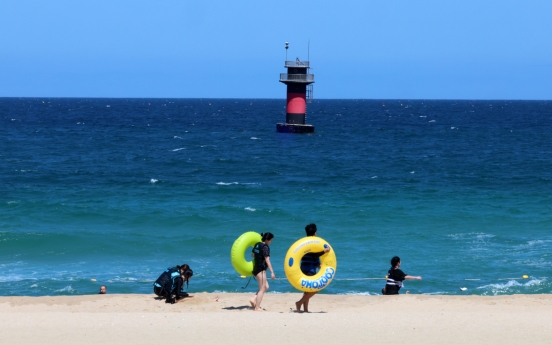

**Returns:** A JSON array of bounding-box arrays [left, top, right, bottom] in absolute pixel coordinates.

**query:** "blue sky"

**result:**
[[1, 1, 551, 99]]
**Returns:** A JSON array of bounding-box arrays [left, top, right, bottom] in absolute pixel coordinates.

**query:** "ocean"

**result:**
[[1, 97, 551, 296]]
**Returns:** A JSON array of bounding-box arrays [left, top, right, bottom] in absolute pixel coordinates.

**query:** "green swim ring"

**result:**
[[230, 231, 262, 277]]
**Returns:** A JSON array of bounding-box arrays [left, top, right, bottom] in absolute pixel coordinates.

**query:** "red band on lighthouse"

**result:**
[[286, 93, 306, 114]]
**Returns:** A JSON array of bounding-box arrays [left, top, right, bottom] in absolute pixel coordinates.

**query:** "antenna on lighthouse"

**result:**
[[308, 40, 310, 65], [285, 41, 289, 61]]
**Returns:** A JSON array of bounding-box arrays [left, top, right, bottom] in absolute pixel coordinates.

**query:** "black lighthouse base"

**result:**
[[276, 123, 315, 134]]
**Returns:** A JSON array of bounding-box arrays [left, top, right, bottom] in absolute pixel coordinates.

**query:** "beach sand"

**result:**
[[1, 293, 551, 344]]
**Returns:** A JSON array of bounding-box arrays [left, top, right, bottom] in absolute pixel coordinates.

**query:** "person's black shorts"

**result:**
[[252, 267, 266, 277], [382, 285, 400, 295]]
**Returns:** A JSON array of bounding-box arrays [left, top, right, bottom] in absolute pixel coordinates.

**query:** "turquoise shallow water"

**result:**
[[1, 98, 551, 296]]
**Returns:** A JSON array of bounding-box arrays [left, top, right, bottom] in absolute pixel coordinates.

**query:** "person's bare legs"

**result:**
[[249, 274, 260, 308], [250, 271, 268, 311], [295, 292, 316, 312], [249, 296, 256, 308], [249, 273, 260, 308]]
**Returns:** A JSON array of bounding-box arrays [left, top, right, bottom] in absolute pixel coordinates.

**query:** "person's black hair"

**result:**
[[305, 223, 317, 236], [177, 264, 189, 270], [178, 265, 193, 289], [183, 269, 193, 279], [261, 232, 274, 241], [391, 256, 401, 267]]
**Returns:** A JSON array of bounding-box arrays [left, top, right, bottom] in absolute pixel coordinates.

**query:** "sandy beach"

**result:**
[[1, 293, 551, 344]]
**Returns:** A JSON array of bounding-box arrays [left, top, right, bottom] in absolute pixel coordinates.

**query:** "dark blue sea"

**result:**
[[1, 98, 551, 296]]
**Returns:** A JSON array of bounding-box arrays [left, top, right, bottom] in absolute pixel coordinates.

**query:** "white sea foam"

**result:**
[[244, 207, 256, 212], [174, 136, 183, 139], [216, 182, 238, 185], [477, 278, 544, 295], [55, 285, 75, 293], [429, 120, 436, 122], [171, 148, 185, 152], [30, 284, 38, 288], [138, 279, 155, 283], [106, 277, 138, 283], [0, 274, 33, 282], [475, 234, 495, 239], [526, 240, 552, 246], [250, 137, 260, 140], [340, 291, 379, 296], [448, 232, 495, 240], [150, 179, 158, 184], [371, 176, 378, 179]]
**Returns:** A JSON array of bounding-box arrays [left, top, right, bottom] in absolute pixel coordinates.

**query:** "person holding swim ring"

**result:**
[[249, 232, 275, 311], [382, 256, 421, 295], [295, 223, 331, 313]]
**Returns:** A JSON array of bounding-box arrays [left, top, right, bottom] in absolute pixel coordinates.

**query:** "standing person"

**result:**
[[153, 264, 194, 303], [382, 256, 422, 295], [249, 232, 275, 311], [295, 223, 331, 313]]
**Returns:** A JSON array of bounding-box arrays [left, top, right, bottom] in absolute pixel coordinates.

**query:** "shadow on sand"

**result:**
[[222, 305, 252, 311]]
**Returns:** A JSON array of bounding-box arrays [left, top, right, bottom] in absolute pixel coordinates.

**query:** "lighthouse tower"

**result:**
[[276, 42, 315, 134]]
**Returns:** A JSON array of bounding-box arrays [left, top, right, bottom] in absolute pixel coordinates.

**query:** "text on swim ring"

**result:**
[[292, 239, 320, 254], [300, 267, 335, 290]]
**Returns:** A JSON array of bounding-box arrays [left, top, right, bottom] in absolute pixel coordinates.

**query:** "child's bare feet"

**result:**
[[254, 307, 264, 312], [249, 299, 256, 308]]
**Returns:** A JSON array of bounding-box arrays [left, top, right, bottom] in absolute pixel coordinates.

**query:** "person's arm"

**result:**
[[265, 256, 275, 280], [175, 276, 192, 300], [405, 275, 422, 280], [309, 247, 331, 258]]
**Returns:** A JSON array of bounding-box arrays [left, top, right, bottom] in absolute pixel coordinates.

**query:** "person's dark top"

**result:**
[[383, 268, 407, 295], [155, 266, 179, 287], [252, 242, 270, 275], [253, 243, 270, 268], [300, 251, 325, 276], [388, 268, 406, 282]]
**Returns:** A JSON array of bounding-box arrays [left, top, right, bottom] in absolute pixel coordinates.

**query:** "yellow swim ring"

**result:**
[[284, 236, 337, 292], [230, 231, 262, 277]]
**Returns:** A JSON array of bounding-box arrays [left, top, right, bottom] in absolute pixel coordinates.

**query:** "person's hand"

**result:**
[[271, 272, 275, 280], [418, 276, 422, 280], [324, 246, 331, 253]]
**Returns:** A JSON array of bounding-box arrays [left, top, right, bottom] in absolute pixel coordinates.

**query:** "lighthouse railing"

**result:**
[[285, 61, 310, 68], [279, 74, 314, 83]]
